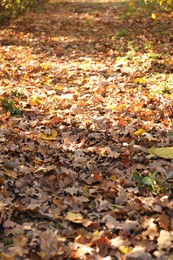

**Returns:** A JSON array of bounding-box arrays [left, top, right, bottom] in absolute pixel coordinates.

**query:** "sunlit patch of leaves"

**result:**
[[148, 73, 173, 94], [148, 51, 161, 60], [144, 40, 154, 50]]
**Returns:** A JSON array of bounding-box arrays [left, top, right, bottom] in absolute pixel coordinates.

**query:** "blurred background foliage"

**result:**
[[0, 0, 172, 25], [130, 0, 173, 12], [0, 0, 48, 24]]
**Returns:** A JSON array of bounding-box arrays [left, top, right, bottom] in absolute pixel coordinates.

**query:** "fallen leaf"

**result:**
[[118, 117, 126, 126], [39, 230, 61, 258], [3, 167, 17, 178], [66, 212, 83, 222], [134, 128, 146, 136], [151, 12, 156, 19], [157, 230, 173, 250], [0, 252, 15, 260], [158, 214, 170, 231], [4, 161, 20, 170], [13, 234, 28, 247], [148, 147, 173, 159], [134, 78, 146, 84], [40, 129, 57, 140], [118, 245, 131, 254]]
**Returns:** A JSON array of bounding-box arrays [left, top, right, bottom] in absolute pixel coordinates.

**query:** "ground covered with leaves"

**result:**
[[0, 0, 173, 259]]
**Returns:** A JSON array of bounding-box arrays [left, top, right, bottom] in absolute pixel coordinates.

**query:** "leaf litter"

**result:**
[[0, 0, 173, 259]]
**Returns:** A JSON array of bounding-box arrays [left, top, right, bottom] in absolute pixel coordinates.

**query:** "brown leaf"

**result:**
[[40, 230, 64, 258], [13, 234, 28, 248], [3, 167, 17, 179], [158, 214, 170, 231], [4, 161, 20, 170], [42, 167, 77, 192]]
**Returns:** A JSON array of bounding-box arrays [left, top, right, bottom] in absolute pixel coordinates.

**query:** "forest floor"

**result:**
[[0, 0, 173, 259]]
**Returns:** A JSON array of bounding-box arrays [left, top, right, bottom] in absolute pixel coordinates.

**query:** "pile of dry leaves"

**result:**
[[0, 0, 173, 259]]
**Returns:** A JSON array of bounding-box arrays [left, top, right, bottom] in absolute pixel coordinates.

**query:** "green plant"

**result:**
[[133, 171, 173, 194], [1, 97, 22, 116], [11, 89, 24, 98]]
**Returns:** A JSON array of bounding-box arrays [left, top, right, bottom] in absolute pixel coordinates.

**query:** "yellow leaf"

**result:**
[[38, 252, 46, 259], [40, 129, 57, 140], [118, 246, 131, 254], [129, 1, 135, 6], [31, 96, 42, 105], [108, 104, 117, 110], [0, 252, 15, 260], [51, 37, 59, 42], [42, 63, 50, 70], [148, 147, 173, 159], [55, 84, 63, 91], [93, 230, 99, 237], [134, 128, 146, 136], [110, 175, 116, 181], [134, 78, 146, 84], [151, 12, 156, 19], [66, 212, 83, 222]]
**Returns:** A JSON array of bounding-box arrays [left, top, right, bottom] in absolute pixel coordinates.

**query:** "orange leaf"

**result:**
[[134, 102, 144, 111], [127, 107, 134, 112], [51, 115, 60, 123], [143, 109, 153, 116], [95, 173, 103, 182], [118, 118, 126, 126]]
